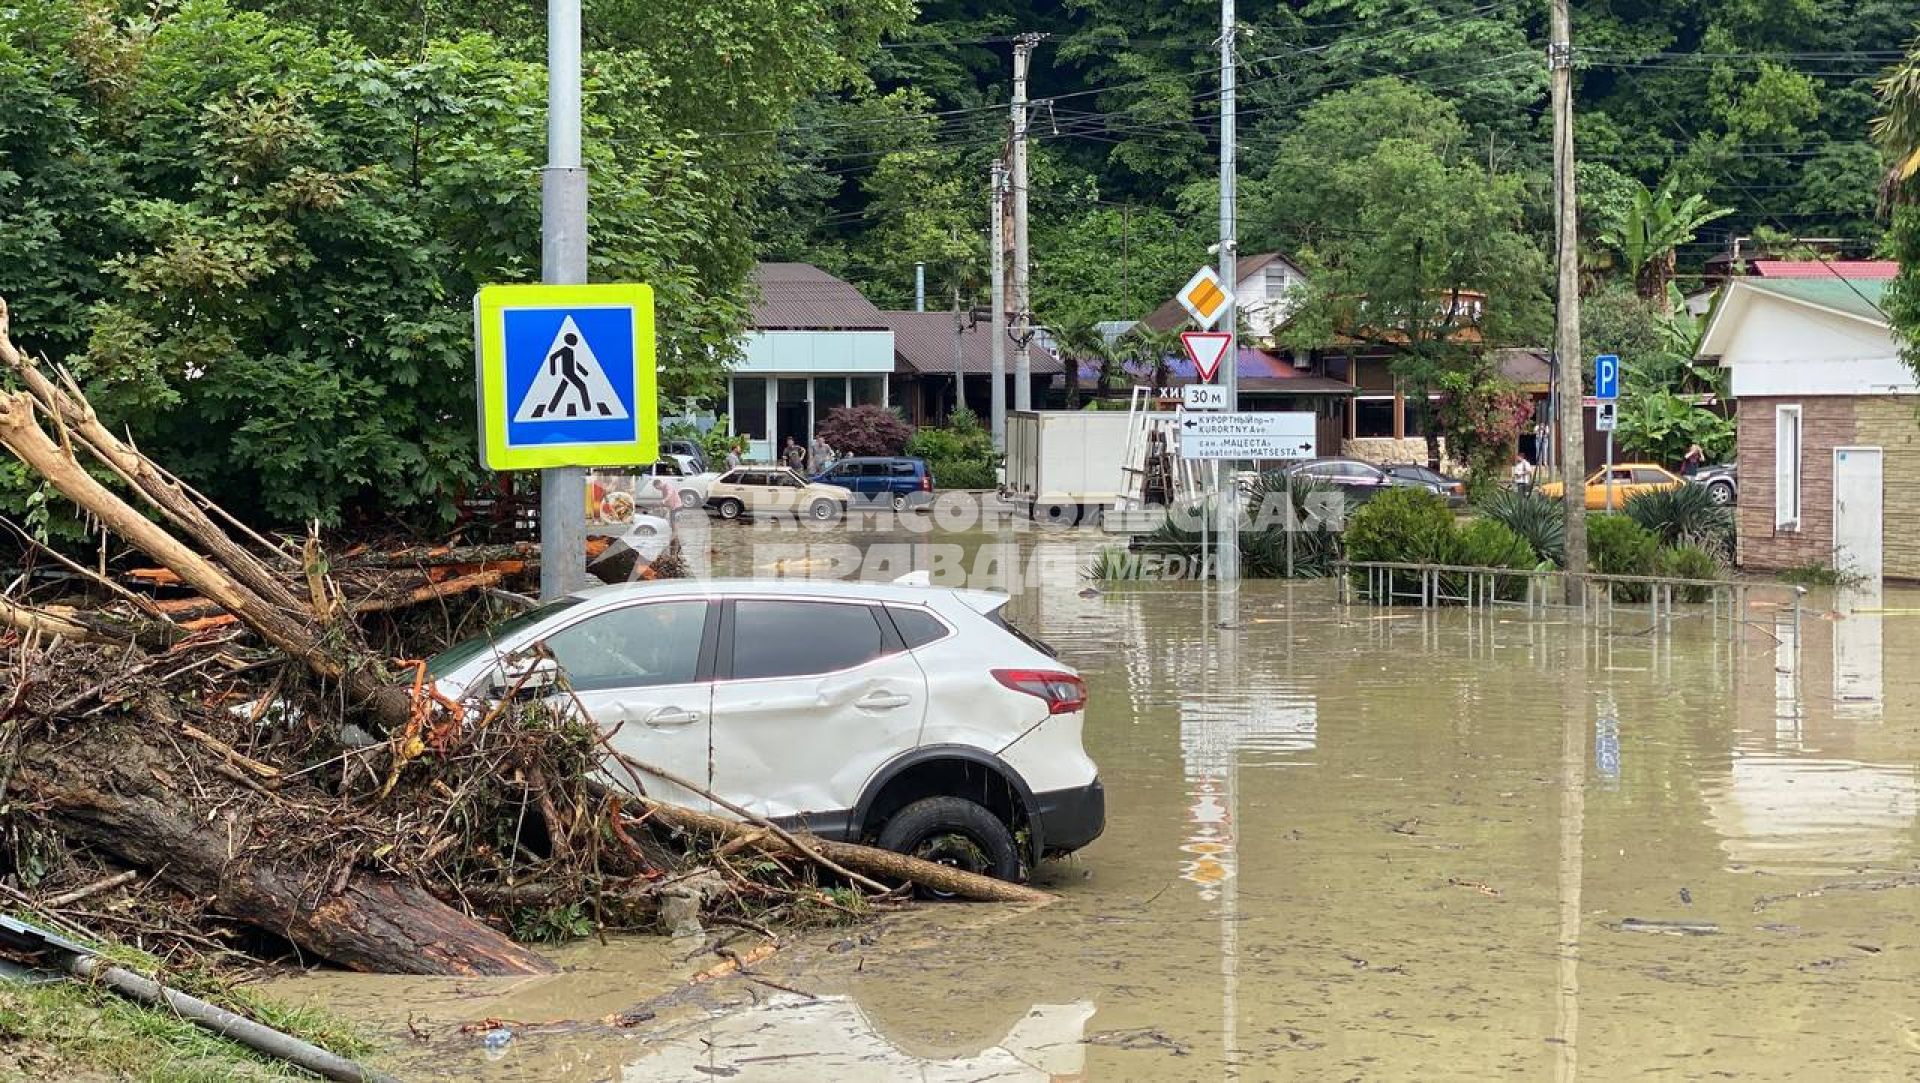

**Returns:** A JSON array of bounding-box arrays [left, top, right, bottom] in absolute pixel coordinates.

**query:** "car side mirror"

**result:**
[[494, 654, 562, 699]]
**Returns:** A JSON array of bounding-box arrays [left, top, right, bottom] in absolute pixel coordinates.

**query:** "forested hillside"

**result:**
[[2, 0, 1913, 526]]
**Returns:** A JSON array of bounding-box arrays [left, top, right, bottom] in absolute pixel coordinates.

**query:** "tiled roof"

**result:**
[[1751, 260, 1898, 279], [750, 263, 887, 330], [881, 311, 1062, 375], [1741, 278, 1890, 324], [1493, 347, 1551, 388]]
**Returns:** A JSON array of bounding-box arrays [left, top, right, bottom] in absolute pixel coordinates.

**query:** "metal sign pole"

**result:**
[[1604, 425, 1614, 512], [540, 0, 588, 600]]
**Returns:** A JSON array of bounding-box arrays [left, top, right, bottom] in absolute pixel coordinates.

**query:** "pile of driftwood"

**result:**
[[0, 298, 1042, 980]]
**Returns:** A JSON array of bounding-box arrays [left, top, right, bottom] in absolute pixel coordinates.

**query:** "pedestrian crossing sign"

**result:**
[[474, 283, 657, 470]]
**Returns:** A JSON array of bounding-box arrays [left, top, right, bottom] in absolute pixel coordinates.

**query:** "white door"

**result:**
[[1833, 447, 1884, 581], [541, 598, 715, 810], [709, 598, 928, 825]]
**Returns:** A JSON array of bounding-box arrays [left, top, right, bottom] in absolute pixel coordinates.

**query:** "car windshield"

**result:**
[[425, 597, 584, 679]]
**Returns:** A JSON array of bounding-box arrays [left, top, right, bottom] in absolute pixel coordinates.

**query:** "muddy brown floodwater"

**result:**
[[274, 519, 1920, 1080]]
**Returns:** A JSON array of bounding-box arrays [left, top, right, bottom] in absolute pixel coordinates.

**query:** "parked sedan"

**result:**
[[424, 578, 1105, 881], [1383, 463, 1467, 508], [1273, 457, 1419, 501], [1692, 463, 1737, 506], [1537, 463, 1685, 510], [704, 466, 852, 521]]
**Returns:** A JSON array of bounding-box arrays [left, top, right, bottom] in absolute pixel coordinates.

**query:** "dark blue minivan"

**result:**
[[812, 456, 934, 509]]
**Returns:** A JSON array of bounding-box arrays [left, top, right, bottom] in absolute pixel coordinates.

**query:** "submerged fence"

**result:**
[[1334, 559, 1772, 640]]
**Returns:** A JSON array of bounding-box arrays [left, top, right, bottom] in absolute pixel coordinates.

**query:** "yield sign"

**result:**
[[1181, 331, 1233, 383]]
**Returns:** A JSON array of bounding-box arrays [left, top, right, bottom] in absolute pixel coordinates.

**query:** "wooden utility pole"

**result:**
[[1550, 0, 1588, 588]]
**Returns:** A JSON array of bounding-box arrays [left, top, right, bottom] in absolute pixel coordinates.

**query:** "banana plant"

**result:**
[[1603, 179, 1732, 304]]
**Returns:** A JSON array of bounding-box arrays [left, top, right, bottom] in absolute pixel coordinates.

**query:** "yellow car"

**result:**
[[1537, 463, 1684, 510]]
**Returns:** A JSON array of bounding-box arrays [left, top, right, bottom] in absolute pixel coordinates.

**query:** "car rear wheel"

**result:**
[[890, 492, 908, 512], [808, 498, 838, 521], [716, 498, 744, 520], [678, 489, 699, 509], [876, 796, 1022, 894], [1707, 481, 1735, 506]]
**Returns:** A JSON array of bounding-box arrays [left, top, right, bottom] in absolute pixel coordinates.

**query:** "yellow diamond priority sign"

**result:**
[[1177, 265, 1233, 330]]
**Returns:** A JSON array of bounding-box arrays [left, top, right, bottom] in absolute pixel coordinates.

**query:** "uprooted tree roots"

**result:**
[[0, 297, 1046, 978]]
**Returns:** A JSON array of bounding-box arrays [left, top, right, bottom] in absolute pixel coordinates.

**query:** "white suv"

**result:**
[[426, 579, 1104, 881]]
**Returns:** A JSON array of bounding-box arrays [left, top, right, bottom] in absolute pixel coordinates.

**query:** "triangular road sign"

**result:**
[[515, 315, 631, 423], [1181, 331, 1233, 383]]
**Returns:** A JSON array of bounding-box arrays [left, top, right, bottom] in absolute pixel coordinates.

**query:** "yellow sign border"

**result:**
[[474, 283, 658, 471]]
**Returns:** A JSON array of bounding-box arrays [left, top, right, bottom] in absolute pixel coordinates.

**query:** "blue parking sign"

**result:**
[[474, 283, 657, 470], [1595, 353, 1620, 400]]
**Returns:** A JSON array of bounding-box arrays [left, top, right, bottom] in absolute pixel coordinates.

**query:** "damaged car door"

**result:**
[[540, 597, 717, 811], [707, 597, 928, 831]]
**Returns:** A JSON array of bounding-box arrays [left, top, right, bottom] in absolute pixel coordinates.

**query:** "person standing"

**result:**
[[725, 440, 743, 470], [1511, 453, 1535, 495], [809, 434, 835, 474], [781, 436, 806, 473], [1681, 442, 1706, 476]]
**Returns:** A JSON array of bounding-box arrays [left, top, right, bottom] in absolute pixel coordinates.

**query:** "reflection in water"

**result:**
[[1833, 586, 1884, 719], [626, 995, 1095, 1081], [1705, 755, 1918, 872]]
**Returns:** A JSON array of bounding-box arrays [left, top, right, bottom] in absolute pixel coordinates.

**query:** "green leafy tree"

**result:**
[[1249, 77, 1550, 469], [1601, 178, 1732, 302]]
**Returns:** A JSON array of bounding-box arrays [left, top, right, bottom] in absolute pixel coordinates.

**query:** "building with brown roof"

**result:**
[[881, 310, 1062, 426], [726, 264, 896, 461]]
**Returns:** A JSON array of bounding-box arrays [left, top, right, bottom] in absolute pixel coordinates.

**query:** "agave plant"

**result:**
[[1475, 487, 1566, 567], [1137, 477, 1344, 580], [1624, 483, 1734, 557]]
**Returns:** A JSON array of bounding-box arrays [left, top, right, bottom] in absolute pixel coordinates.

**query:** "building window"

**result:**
[[1355, 397, 1396, 438], [1775, 404, 1802, 531], [852, 376, 885, 406], [731, 376, 767, 443], [814, 377, 848, 414]]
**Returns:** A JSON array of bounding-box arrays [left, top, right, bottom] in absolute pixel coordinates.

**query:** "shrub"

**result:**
[[1453, 519, 1537, 601], [1657, 543, 1724, 602], [1236, 476, 1344, 579], [905, 421, 993, 464], [930, 458, 997, 490], [1625, 484, 1733, 556], [1587, 514, 1661, 600], [1342, 487, 1459, 599], [1476, 487, 1565, 566], [1777, 561, 1865, 588], [816, 405, 911, 457]]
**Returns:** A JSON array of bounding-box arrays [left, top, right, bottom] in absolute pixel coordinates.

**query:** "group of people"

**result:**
[[719, 434, 837, 474]]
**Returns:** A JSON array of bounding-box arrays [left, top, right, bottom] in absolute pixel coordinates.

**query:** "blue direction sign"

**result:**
[[474, 283, 658, 470], [1595, 353, 1620, 400]]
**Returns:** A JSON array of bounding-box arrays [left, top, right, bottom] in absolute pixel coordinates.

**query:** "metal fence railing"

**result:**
[[1333, 559, 1769, 640]]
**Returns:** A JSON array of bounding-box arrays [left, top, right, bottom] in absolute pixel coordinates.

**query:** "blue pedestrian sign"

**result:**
[[1595, 353, 1620, 400], [474, 283, 658, 470]]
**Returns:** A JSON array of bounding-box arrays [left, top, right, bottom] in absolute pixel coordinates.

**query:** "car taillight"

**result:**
[[1451, 483, 1464, 495], [993, 669, 1087, 714], [919, 474, 931, 491]]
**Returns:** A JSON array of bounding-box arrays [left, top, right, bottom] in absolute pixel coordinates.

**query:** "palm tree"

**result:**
[[1874, 50, 1920, 199], [1603, 178, 1731, 304], [1049, 318, 1106, 409], [1128, 327, 1184, 395]]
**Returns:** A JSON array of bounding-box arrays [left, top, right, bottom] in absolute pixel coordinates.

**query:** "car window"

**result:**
[[720, 469, 746, 485], [888, 607, 950, 648], [1344, 463, 1382, 481], [655, 460, 683, 477], [739, 471, 769, 487], [1302, 463, 1336, 478], [889, 462, 918, 477], [730, 600, 891, 679], [1632, 468, 1670, 484], [780, 471, 806, 487], [426, 597, 585, 679], [542, 600, 708, 691]]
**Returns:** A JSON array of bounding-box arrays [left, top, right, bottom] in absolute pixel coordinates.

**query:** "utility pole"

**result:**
[[952, 286, 966, 420], [1550, 0, 1588, 588], [539, 0, 587, 600], [1215, 0, 1240, 585], [1011, 34, 1039, 413], [990, 158, 1009, 450]]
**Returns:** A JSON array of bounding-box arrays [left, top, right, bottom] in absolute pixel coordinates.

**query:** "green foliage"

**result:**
[[1587, 514, 1662, 600], [1455, 518, 1537, 601], [905, 409, 995, 488], [1657, 543, 1726, 601], [1342, 486, 1459, 598], [1600, 176, 1732, 300], [1436, 371, 1534, 488], [1477, 487, 1566, 566], [930, 458, 996, 489], [817, 405, 912, 457], [0, 0, 904, 529], [1614, 388, 1735, 466], [1625, 483, 1735, 556], [512, 901, 596, 943]]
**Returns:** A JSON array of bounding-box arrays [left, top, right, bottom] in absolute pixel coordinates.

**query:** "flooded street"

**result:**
[[275, 521, 1920, 1080]]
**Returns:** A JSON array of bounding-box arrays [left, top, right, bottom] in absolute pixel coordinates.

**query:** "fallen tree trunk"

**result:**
[[630, 798, 1054, 905], [14, 726, 555, 976]]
